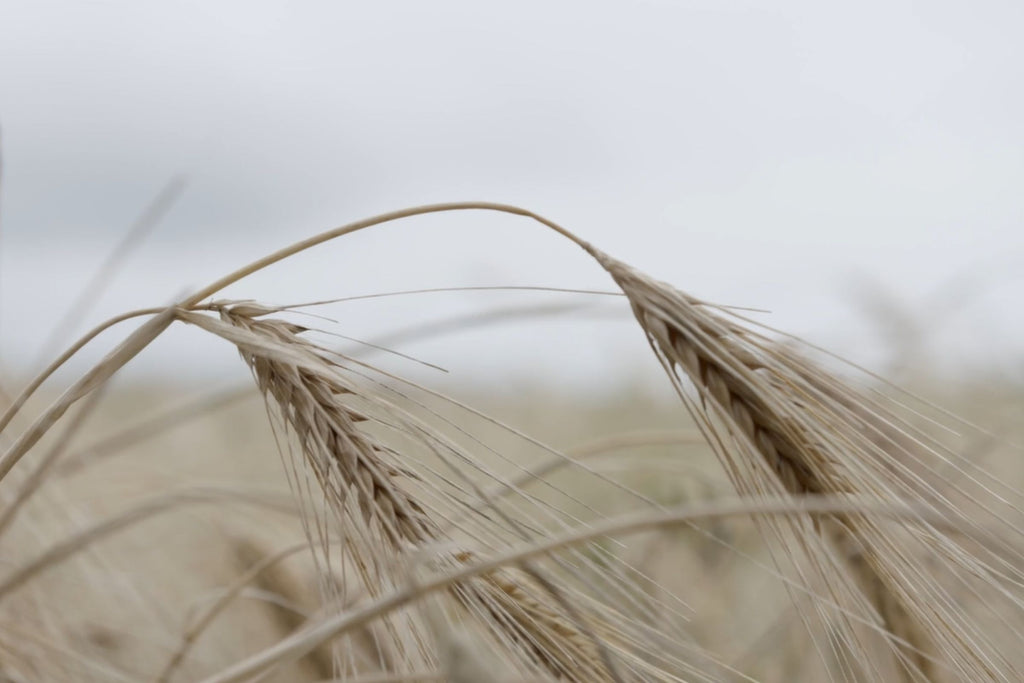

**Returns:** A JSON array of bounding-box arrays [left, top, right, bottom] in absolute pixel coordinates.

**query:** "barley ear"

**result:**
[[583, 247, 1017, 681]]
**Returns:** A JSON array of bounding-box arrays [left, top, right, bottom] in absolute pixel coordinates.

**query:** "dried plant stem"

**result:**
[[200, 495, 945, 683], [36, 176, 185, 367], [154, 539, 318, 683], [179, 203, 595, 310], [0, 487, 295, 604], [0, 307, 175, 482], [0, 382, 107, 539], [0, 307, 167, 436]]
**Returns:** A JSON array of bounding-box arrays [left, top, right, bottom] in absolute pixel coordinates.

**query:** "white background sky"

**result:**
[[0, 1, 1021, 390]]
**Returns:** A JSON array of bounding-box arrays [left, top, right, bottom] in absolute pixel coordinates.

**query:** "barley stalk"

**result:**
[[6, 201, 1020, 682], [199, 495, 957, 683]]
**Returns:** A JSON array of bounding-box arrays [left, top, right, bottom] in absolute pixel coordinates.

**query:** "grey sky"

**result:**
[[1, 0, 1021, 387]]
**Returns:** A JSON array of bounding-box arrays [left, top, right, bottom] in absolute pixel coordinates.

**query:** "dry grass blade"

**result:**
[[34, 176, 186, 368], [0, 306, 175, 481], [56, 385, 254, 478], [0, 382, 107, 539], [155, 539, 324, 683], [0, 486, 296, 604], [0, 305, 170, 437], [198, 495, 953, 683]]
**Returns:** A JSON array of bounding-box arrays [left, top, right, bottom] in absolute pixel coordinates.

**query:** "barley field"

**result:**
[[1, 203, 1022, 682]]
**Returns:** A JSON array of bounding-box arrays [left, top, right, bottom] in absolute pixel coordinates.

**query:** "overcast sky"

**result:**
[[1, 0, 1021, 389]]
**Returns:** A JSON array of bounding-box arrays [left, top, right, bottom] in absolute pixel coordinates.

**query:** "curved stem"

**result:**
[[0, 203, 593, 437], [0, 307, 167, 435], [154, 539, 320, 683], [1, 203, 597, 482], [200, 496, 952, 683], [0, 307, 176, 481], [179, 202, 595, 308]]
